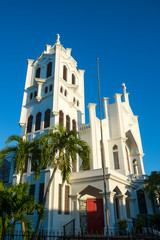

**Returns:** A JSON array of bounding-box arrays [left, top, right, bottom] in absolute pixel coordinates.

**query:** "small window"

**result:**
[[77, 100, 79, 107], [60, 86, 63, 93], [34, 91, 37, 98], [39, 183, 44, 204], [133, 159, 138, 174], [72, 74, 75, 84], [49, 84, 53, 92], [63, 65, 67, 81], [59, 110, 64, 127], [72, 119, 76, 131], [66, 115, 70, 131], [113, 145, 120, 169], [36, 68, 41, 78], [46, 62, 52, 78], [27, 115, 33, 133], [73, 97, 75, 103], [45, 86, 48, 94], [30, 93, 33, 100], [64, 90, 67, 97], [44, 109, 51, 128], [35, 112, 42, 131]]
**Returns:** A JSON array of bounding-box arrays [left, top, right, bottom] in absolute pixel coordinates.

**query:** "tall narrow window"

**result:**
[[35, 112, 42, 131], [23, 158, 28, 173], [113, 145, 120, 169], [34, 91, 37, 98], [27, 115, 33, 133], [58, 184, 62, 214], [60, 86, 63, 93], [137, 189, 147, 214], [72, 119, 76, 131], [64, 90, 67, 97], [29, 184, 35, 196], [45, 86, 48, 94], [39, 183, 44, 204], [77, 100, 79, 107], [49, 84, 53, 92], [133, 159, 138, 174], [59, 110, 64, 127], [44, 109, 51, 128], [72, 74, 75, 84], [63, 65, 67, 81], [36, 68, 41, 78], [125, 147, 130, 173], [46, 62, 52, 78], [30, 93, 33, 100], [66, 115, 70, 131], [73, 97, 75, 103], [65, 185, 70, 215]]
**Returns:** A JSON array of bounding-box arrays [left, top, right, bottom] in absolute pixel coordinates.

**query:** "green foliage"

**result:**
[[151, 213, 160, 231], [117, 219, 128, 230], [135, 216, 145, 230], [0, 181, 44, 233], [144, 171, 160, 199]]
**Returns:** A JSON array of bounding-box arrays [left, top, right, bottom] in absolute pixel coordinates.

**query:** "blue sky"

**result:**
[[0, 0, 160, 175]]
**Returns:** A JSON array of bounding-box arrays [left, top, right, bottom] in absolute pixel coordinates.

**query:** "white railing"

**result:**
[[79, 124, 90, 131]]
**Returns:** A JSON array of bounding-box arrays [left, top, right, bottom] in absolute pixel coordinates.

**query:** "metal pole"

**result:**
[[96, 58, 109, 235]]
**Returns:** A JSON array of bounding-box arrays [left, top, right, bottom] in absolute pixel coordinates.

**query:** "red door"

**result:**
[[87, 199, 104, 234]]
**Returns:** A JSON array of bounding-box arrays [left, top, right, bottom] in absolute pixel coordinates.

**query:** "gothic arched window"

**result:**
[[35, 112, 42, 131], [133, 159, 138, 174], [137, 189, 147, 214], [72, 119, 76, 131], [60, 86, 63, 93], [36, 67, 41, 78], [44, 109, 51, 128], [59, 110, 64, 127], [72, 74, 75, 84], [63, 65, 67, 81], [45, 86, 48, 94], [27, 115, 33, 133], [77, 100, 79, 107], [64, 90, 67, 97], [30, 93, 33, 100], [113, 145, 120, 169], [49, 84, 53, 92], [66, 115, 70, 131], [46, 62, 52, 78], [34, 91, 37, 98]]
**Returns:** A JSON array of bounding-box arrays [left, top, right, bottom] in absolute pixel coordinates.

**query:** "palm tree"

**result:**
[[0, 135, 41, 233], [33, 125, 90, 237], [0, 182, 44, 235]]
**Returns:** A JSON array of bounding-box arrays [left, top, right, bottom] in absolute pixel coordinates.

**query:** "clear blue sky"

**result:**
[[0, 0, 160, 175]]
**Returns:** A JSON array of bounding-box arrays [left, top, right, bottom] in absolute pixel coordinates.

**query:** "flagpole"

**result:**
[[96, 58, 109, 235]]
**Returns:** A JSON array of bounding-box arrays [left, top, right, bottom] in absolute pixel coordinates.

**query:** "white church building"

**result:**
[[13, 34, 154, 234]]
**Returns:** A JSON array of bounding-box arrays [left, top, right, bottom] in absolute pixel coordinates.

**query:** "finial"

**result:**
[[122, 83, 126, 94], [56, 34, 60, 44]]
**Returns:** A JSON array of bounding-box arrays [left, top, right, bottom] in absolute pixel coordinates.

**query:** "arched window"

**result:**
[[72, 120, 76, 130], [49, 84, 53, 92], [72, 74, 75, 84], [77, 100, 79, 107], [64, 90, 67, 97], [36, 67, 41, 78], [73, 97, 75, 103], [113, 145, 120, 169], [59, 110, 64, 127], [137, 189, 147, 214], [30, 93, 33, 100], [63, 65, 67, 81], [44, 109, 51, 128], [35, 112, 42, 131], [27, 115, 33, 133], [60, 86, 63, 93], [133, 159, 138, 174], [45, 86, 48, 94], [66, 115, 70, 131], [125, 147, 130, 173], [34, 91, 37, 98], [46, 62, 52, 78]]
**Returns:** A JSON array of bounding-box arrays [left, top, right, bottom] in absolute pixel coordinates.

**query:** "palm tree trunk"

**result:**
[[20, 170, 25, 234], [33, 167, 57, 239]]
